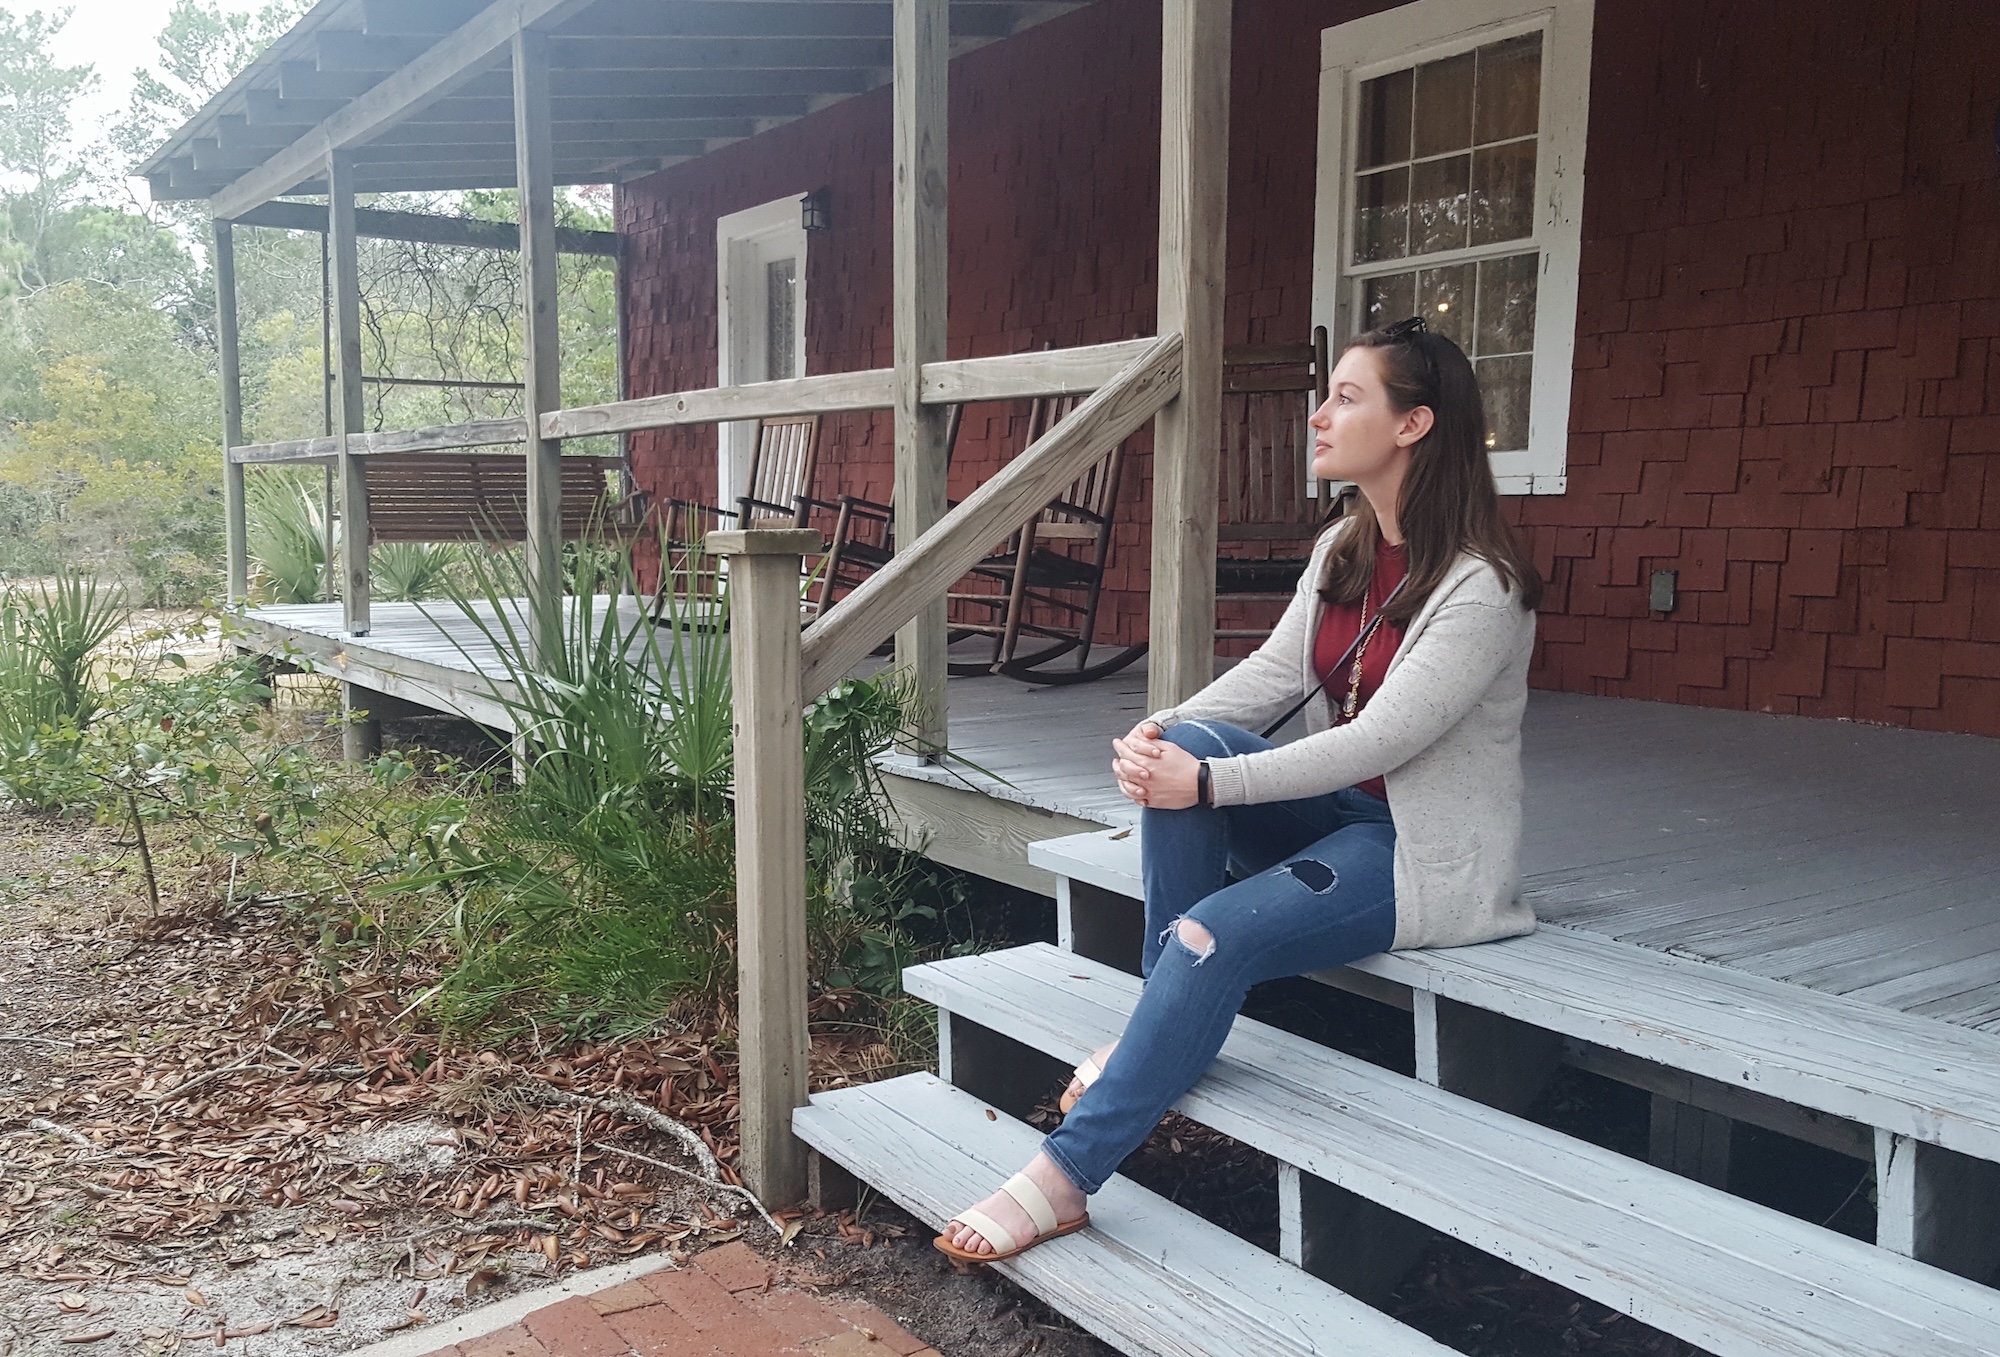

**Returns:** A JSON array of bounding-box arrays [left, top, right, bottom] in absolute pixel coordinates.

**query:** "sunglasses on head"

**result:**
[[1383, 314, 1440, 390]]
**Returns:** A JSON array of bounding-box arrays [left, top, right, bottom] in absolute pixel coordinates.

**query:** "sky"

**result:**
[[46, 0, 269, 149]]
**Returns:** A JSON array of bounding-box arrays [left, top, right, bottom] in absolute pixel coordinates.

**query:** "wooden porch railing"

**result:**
[[225, 333, 1179, 1203], [709, 332, 1183, 1204]]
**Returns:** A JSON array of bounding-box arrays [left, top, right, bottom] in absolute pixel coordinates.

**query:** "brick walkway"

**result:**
[[422, 1243, 944, 1357]]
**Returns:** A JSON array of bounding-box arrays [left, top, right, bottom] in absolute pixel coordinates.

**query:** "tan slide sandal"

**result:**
[[1057, 1056, 1102, 1115], [934, 1172, 1089, 1265]]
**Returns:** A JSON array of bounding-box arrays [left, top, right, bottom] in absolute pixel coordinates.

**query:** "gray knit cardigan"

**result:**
[[1147, 521, 1538, 950]]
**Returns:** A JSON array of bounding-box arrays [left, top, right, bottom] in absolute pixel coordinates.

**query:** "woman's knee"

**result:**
[[1159, 719, 1267, 761], [1156, 914, 1218, 965]]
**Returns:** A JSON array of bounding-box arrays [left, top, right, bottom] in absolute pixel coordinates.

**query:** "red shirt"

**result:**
[[1311, 537, 1408, 800]]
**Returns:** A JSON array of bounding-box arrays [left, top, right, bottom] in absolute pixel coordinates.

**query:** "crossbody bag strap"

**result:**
[[1258, 575, 1407, 740]]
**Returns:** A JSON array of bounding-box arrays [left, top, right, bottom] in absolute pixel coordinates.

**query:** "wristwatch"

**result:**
[[1196, 759, 1213, 808]]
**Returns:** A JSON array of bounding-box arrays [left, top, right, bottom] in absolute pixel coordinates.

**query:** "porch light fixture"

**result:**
[[800, 188, 832, 233]]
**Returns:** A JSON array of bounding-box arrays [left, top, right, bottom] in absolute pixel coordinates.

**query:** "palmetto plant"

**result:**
[[377, 534, 940, 1035], [373, 541, 463, 602], [244, 473, 327, 604], [0, 573, 129, 808]]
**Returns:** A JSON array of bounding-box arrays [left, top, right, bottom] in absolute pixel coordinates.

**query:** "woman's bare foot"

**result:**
[[1060, 1041, 1119, 1113], [940, 1152, 1088, 1257]]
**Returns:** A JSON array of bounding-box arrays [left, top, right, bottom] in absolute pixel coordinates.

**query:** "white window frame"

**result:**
[[1310, 0, 1593, 495], [716, 196, 809, 505]]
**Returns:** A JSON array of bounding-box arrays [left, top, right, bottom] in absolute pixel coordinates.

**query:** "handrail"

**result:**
[[919, 337, 1158, 404], [539, 337, 1164, 442], [225, 339, 1168, 461], [797, 332, 1184, 699], [545, 369, 898, 441], [229, 417, 528, 465]]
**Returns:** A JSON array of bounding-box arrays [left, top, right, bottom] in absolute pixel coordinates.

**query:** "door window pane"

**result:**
[[1356, 67, 1412, 169], [1412, 51, 1475, 158], [1353, 167, 1410, 263], [765, 257, 797, 382], [1471, 139, 1537, 245], [1475, 32, 1542, 143]]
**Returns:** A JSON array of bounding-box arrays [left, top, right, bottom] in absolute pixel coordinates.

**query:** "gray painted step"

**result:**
[[906, 943, 2000, 1357], [1030, 828, 2000, 1163], [792, 1073, 1450, 1357]]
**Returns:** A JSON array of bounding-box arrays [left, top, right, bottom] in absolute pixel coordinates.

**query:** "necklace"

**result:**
[[1340, 576, 1379, 722]]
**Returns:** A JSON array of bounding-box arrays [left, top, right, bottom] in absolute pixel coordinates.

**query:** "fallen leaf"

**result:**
[[56, 1294, 89, 1312], [59, 1330, 115, 1344], [184, 1288, 207, 1307]]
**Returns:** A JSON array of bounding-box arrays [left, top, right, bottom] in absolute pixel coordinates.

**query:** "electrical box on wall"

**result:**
[[1650, 569, 1678, 614]]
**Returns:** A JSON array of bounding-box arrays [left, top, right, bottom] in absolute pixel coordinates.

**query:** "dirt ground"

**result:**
[[0, 809, 1117, 1357]]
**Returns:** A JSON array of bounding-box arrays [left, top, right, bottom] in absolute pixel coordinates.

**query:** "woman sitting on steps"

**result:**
[[937, 317, 1545, 1264]]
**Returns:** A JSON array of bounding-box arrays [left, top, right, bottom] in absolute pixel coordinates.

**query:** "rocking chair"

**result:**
[[944, 392, 1145, 683], [655, 413, 827, 610], [1215, 328, 1348, 640]]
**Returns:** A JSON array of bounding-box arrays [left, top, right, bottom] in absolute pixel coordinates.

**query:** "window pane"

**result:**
[[1352, 167, 1410, 264], [1356, 67, 1412, 169], [1477, 353, 1532, 451], [1362, 271, 1415, 332], [1412, 51, 1474, 158], [1475, 32, 1542, 143], [766, 257, 797, 382], [1475, 251, 1539, 355], [1411, 153, 1470, 255], [1415, 263, 1472, 350], [1470, 139, 1537, 245]]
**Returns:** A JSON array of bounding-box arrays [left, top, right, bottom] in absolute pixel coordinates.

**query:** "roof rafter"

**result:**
[[212, 0, 598, 221]]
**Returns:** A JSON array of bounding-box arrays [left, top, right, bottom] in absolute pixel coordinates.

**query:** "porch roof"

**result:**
[[141, 0, 1094, 213]]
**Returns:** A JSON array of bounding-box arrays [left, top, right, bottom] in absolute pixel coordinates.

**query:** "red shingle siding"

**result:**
[[1514, 0, 2000, 736], [619, 0, 2000, 735]]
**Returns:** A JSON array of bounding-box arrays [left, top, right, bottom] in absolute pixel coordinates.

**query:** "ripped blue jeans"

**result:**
[[1040, 720, 1397, 1195]]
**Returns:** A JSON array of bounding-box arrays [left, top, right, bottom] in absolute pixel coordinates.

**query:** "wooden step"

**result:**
[[906, 943, 2000, 1357], [1029, 828, 2000, 1163], [792, 1073, 1452, 1357]]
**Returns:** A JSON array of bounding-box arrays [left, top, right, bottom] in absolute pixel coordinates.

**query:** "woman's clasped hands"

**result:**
[[1111, 720, 1203, 809]]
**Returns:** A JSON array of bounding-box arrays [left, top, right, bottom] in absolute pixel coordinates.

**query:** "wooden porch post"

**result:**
[[892, 0, 950, 755], [329, 151, 378, 760], [513, 28, 564, 669], [328, 150, 371, 637], [214, 219, 248, 605], [1147, 0, 1230, 711], [710, 525, 820, 1208]]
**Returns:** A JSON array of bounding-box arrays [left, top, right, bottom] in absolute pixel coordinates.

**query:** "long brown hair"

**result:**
[[1319, 323, 1543, 623]]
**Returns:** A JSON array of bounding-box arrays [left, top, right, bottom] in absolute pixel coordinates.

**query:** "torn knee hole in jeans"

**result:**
[[1283, 858, 1338, 894], [1159, 916, 1216, 963]]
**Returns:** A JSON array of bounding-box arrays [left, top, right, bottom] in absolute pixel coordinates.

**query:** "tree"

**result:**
[[0, 8, 95, 296], [112, 0, 310, 192]]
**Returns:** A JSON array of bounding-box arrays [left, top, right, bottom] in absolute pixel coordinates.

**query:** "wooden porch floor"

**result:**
[[243, 599, 2000, 1035]]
